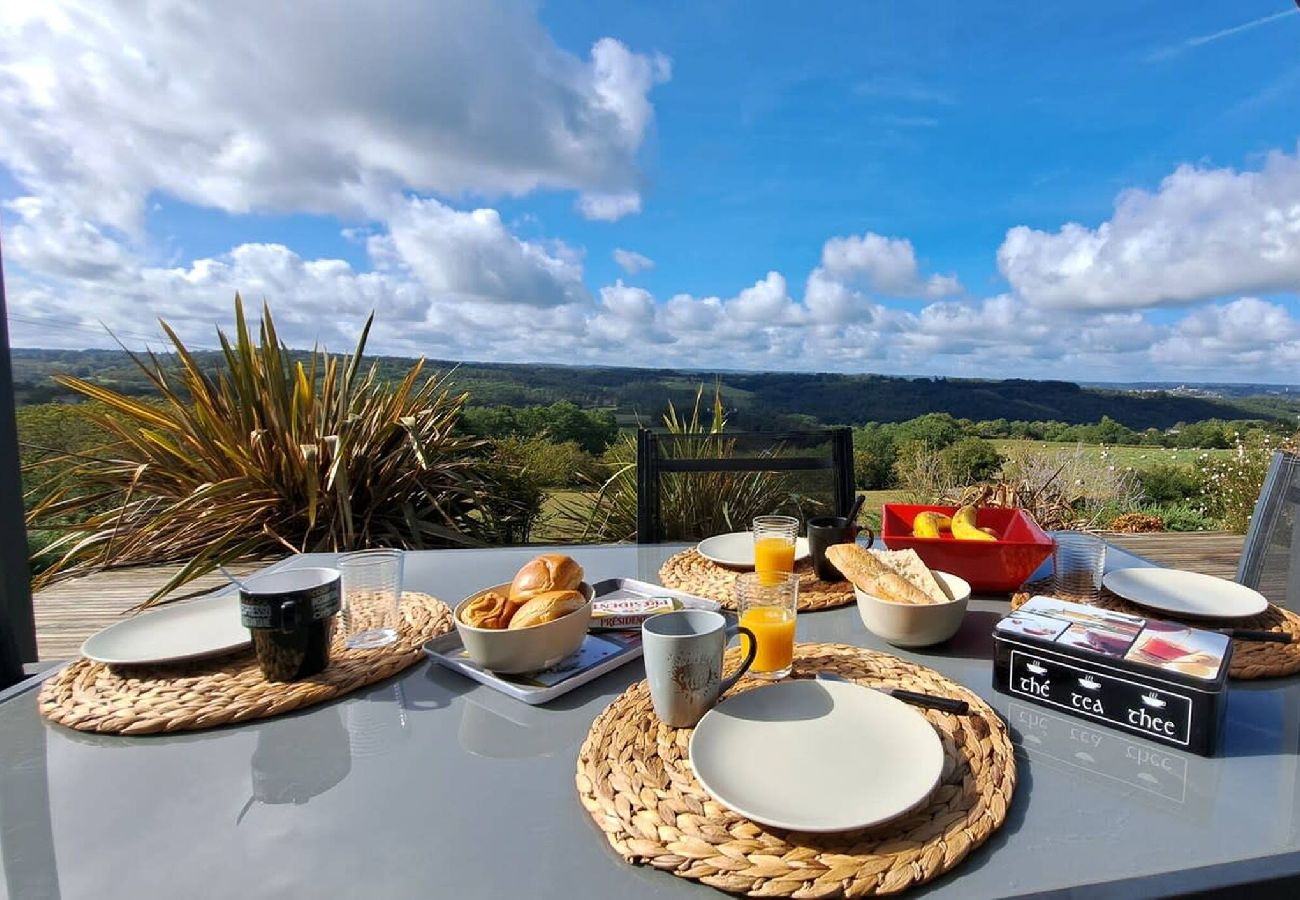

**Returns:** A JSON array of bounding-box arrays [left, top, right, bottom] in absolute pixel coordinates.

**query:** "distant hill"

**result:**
[[11, 347, 1295, 430]]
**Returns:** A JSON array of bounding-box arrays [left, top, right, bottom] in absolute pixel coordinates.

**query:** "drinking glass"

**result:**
[[735, 571, 799, 680], [752, 515, 799, 584], [338, 549, 404, 649], [1052, 533, 1105, 602]]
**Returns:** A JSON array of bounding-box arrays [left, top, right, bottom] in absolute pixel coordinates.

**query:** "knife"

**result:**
[[1221, 629, 1293, 644], [815, 672, 970, 715]]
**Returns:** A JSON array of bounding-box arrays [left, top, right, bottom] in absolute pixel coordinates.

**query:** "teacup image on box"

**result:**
[[992, 597, 1232, 756]]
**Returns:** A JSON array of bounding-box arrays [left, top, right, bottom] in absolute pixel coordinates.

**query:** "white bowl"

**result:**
[[854, 571, 971, 648], [453, 582, 593, 674]]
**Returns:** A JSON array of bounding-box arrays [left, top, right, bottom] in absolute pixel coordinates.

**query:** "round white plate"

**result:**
[[688, 679, 944, 833], [81, 591, 251, 665], [696, 532, 811, 569], [1102, 567, 1268, 621]]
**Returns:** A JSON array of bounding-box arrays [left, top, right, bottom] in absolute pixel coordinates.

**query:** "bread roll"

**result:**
[[508, 554, 584, 604], [460, 591, 514, 629], [507, 589, 586, 629]]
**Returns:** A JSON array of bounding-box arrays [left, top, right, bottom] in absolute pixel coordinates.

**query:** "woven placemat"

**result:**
[[576, 642, 1016, 897], [1011, 582, 1300, 680], [660, 549, 855, 611], [39, 591, 453, 735]]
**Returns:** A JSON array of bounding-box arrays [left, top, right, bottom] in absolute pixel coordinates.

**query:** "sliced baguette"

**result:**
[[872, 549, 953, 603], [825, 544, 935, 606]]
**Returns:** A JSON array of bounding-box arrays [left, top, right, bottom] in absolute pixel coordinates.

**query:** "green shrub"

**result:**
[[852, 426, 898, 489], [1197, 442, 1271, 534], [1137, 463, 1204, 504], [28, 296, 530, 604], [1154, 502, 1214, 532], [491, 436, 604, 489], [941, 437, 1003, 484]]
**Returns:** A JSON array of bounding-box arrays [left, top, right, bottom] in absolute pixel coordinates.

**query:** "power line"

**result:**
[[5, 313, 223, 352]]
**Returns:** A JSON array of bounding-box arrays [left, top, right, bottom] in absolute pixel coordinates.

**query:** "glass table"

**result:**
[[3, 542, 1300, 898]]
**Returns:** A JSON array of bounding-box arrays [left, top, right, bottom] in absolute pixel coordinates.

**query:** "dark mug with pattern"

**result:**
[[239, 568, 342, 682], [807, 516, 874, 582]]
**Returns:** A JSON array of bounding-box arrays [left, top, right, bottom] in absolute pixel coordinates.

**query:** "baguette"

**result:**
[[872, 549, 953, 603], [825, 544, 944, 606]]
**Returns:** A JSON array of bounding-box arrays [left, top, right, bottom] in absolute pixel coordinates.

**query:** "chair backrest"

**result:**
[[0, 237, 37, 688], [1237, 451, 1300, 610], [635, 427, 855, 544]]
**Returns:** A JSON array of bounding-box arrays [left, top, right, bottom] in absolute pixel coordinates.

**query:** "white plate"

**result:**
[[696, 532, 811, 569], [1102, 567, 1268, 621], [688, 680, 944, 833], [81, 590, 251, 665]]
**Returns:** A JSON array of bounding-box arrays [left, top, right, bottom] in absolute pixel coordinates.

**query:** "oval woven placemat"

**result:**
[[660, 549, 855, 611], [1011, 582, 1300, 679], [39, 591, 453, 735], [576, 642, 1016, 897]]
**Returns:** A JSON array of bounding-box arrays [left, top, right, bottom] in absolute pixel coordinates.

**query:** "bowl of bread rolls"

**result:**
[[454, 553, 593, 673], [826, 545, 971, 648]]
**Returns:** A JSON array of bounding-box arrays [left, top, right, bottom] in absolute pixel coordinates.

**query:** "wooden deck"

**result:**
[[28, 532, 1246, 662]]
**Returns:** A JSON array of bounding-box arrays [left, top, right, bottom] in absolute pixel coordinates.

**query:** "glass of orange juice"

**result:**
[[752, 515, 798, 585], [735, 571, 798, 680]]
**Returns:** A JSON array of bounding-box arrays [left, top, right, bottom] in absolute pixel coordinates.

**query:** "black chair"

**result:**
[[1, 236, 37, 688], [1237, 451, 1300, 610], [635, 427, 855, 544]]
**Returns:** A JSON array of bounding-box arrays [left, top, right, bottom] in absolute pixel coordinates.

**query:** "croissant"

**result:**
[[460, 591, 514, 629]]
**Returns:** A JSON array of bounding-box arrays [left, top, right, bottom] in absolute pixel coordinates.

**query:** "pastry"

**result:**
[[507, 554, 584, 605], [508, 589, 586, 629], [460, 590, 514, 629]]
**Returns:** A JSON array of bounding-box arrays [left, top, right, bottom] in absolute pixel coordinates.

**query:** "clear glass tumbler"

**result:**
[[735, 571, 799, 680], [338, 549, 404, 649], [1052, 532, 1106, 602], [752, 515, 799, 584]]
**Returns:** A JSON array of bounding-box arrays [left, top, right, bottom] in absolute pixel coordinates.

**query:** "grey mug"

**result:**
[[642, 610, 757, 728]]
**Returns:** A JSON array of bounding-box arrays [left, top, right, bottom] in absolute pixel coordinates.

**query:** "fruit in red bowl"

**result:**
[[881, 504, 1054, 593]]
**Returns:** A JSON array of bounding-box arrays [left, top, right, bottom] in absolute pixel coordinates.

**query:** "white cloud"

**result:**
[[612, 248, 655, 274], [3, 195, 135, 280], [380, 197, 588, 308], [0, 1, 669, 230], [818, 232, 962, 299], [999, 146, 1300, 310], [576, 191, 643, 222], [1146, 9, 1296, 62]]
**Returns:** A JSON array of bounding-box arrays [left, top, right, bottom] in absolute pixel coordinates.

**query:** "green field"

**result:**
[[990, 440, 1231, 469]]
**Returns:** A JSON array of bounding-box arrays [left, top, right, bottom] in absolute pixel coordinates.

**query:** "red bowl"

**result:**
[[881, 504, 1055, 594]]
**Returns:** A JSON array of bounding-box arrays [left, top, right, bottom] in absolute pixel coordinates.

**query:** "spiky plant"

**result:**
[[551, 385, 798, 542], [27, 296, 524, 604]]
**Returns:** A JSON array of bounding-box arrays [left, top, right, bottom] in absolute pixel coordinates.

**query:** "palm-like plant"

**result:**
[[27, 296, 523, 604], [553, 385, 797, 542]]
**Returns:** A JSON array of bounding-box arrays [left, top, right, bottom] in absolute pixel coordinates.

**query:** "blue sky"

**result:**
[[1, 1, 1298, 380]]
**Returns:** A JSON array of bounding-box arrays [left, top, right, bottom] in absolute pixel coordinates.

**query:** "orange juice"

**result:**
[[740, 606, 796, 673], [754, 536, 795, 583]]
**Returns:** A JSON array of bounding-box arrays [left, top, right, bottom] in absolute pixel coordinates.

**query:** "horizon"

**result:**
[[2, 2, 1299, 382], [11, 344, 1300, 393]]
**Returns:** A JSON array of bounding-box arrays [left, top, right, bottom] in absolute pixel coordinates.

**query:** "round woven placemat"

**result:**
[[39, 591, 453, 735], [576, 642, 1016, 897], [1011, 582, 1300, 680], [660, 549, 855, 611]]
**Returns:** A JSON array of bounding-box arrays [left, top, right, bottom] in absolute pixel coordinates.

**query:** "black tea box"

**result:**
[[993, 596, 1232, 757]]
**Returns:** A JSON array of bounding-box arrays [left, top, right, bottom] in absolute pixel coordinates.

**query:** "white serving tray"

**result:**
[[424, 578, 720, 705]]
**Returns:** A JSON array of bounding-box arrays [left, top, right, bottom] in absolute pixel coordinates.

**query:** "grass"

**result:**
[[990, 440, 1232, 469]]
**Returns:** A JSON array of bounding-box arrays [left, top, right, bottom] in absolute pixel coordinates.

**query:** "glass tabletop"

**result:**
[[3, 542, 1300, 899]]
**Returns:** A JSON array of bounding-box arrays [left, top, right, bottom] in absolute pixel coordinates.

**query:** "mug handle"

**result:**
[[854, 525, 875, 549], [719, 625, 759, 695], [279, 599, 297, 633]]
